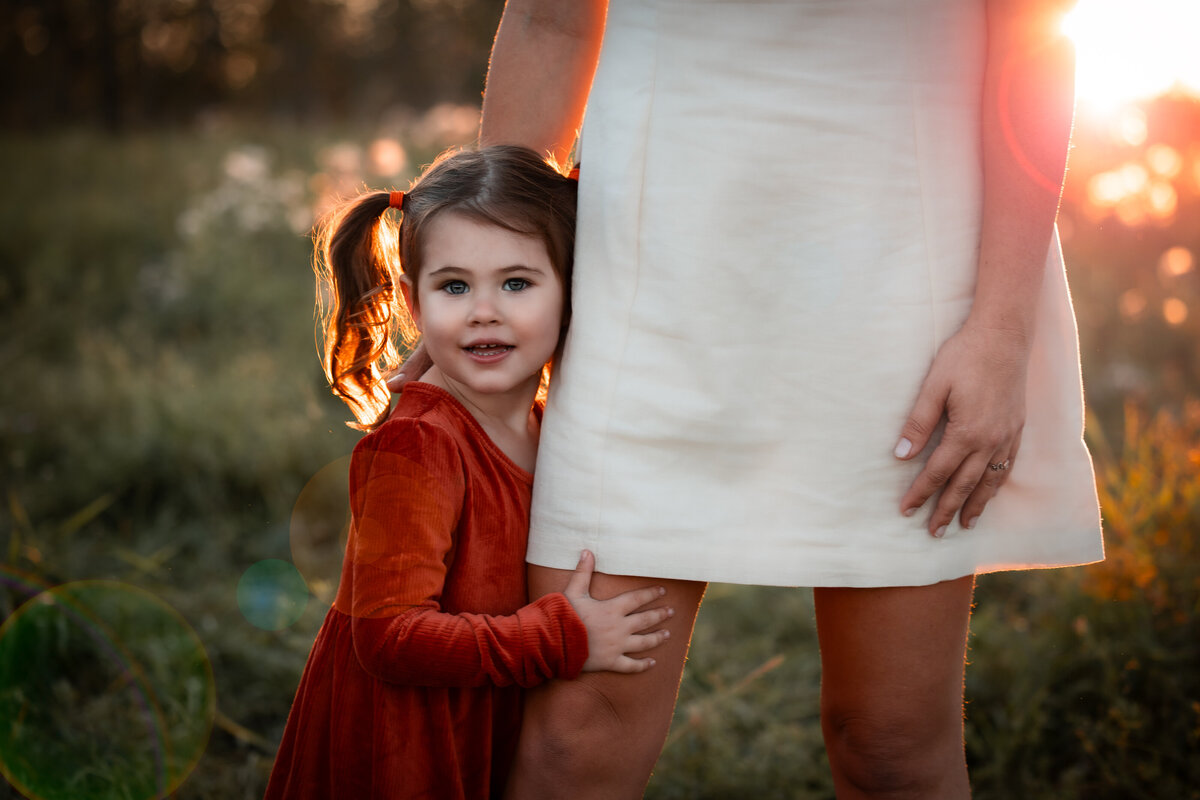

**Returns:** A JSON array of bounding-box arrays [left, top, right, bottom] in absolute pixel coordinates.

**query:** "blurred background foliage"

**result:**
[[1, 1, 1198, 798], [3, 0, 504, 130]]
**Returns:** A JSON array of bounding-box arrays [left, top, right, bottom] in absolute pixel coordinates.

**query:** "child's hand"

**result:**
[[564, 550, 673, 674]]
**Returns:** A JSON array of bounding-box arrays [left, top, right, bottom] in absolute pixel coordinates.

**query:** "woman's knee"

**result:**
[[821, 703, 965, 798], [521, 679, 624, 763], [813, 581, 974, 797], [514, 676, 668, 798]]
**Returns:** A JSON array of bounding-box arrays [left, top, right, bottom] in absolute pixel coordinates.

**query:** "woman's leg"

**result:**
[[506, 566, 707, 800], [814, 575, 975, 800]]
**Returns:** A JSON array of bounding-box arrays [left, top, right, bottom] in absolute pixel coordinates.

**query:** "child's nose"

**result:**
[[468, 293, 501, 324]]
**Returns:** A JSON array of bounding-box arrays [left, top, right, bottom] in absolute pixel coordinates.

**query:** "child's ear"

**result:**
[[399, 275, 421, 332]]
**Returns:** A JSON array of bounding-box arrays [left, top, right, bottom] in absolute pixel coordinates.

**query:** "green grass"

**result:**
[[1, 125, 1197, 798]]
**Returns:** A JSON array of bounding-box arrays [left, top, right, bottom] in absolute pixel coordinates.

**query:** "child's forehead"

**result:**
[[423, 210, 526, 238], [420, 213, 551, 268]]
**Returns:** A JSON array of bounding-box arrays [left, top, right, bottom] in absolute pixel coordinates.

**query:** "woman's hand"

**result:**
[[563, 550, 673, 673], [894, 321, 1029, 536], [385, 343, 432, 394], [894, 0, 1075, 537]]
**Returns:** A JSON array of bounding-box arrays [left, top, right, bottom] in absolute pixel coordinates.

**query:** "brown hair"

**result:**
[[314, 145, 577, 430]]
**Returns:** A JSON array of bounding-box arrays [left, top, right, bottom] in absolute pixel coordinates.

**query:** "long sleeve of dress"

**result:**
[[340, 417, 588, 688]]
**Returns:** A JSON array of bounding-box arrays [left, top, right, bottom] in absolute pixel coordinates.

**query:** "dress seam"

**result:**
[[588, 2, 658, 549], [904, 4, 941, 357]]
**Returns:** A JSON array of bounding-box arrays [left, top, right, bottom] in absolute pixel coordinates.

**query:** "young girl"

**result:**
[[264, 146, 672, 800]]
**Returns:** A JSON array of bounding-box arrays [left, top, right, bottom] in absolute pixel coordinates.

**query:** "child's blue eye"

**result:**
[[441, 280, 468, 295], [503, 278, 530, 291]]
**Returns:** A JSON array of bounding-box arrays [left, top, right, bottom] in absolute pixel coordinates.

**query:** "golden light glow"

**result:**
[[1083, 154, 1181, 227], [368, 138, 408, 177], [1119, 288, 1147, 320], [1145, 144, 1183, 178], [1159, 246, 1195, 278], [1063, 0, 1200, 109], [1111, 107, 1148, 146], [1163, 297, 1189, 326]]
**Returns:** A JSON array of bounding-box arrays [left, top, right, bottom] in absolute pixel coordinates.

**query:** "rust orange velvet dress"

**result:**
[[265, 383, 588, 800]]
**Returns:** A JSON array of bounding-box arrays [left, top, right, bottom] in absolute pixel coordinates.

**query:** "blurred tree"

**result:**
[[0, 0, 505, 131]]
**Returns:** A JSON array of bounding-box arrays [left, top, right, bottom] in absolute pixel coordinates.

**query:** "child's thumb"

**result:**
[[563, 550, 595, 599]]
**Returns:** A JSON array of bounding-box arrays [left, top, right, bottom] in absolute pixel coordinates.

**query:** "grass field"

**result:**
[[1, 110, 1198, 798]]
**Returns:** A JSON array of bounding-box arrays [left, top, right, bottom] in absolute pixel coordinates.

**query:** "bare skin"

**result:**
[[816, 577, 976, 800], [386, 1, 1079, 796], [506, 566, 707, 799], [562, 551, 677, 674]]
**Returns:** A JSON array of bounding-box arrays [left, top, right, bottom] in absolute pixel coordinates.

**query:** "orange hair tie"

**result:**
[[567, 166, 580, 181], [389, 190, 405, 209]]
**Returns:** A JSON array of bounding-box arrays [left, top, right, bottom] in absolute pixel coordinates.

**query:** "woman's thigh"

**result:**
[[510, 565, 707, 798], [814, 576, 975, 796]]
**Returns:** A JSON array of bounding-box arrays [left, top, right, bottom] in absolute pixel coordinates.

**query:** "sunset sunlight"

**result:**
[[1063, 0, 1200, 110], [5, 2, 1200, 797]]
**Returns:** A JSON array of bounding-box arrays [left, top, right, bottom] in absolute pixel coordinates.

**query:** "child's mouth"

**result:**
[[465, 344, 514, 358]]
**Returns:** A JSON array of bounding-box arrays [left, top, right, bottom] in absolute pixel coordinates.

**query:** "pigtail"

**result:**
[[314, 191, 406, 430]]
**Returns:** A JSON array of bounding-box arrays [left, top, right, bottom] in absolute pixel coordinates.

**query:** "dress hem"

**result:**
[[526, 539, 1106, 589]]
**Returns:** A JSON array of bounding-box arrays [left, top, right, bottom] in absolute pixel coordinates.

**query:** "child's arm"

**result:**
[[343, 420, 668, 688]]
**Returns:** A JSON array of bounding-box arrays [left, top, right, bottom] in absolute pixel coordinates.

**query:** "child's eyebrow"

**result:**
[[425, 264, 549, 278]]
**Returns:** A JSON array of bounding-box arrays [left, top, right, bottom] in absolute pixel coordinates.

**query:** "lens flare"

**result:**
[[1064, 0, 1200, 110], [236, 559, 310, 631], [0, 576, 215, 800], [290, 456, 352, 603]]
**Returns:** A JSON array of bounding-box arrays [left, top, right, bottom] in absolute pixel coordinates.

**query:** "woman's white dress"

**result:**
[[527, 0, 1104, 587]]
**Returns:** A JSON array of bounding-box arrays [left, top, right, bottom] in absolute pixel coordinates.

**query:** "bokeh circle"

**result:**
[[236, 559, 309, 631], [0, 580, 216, 800], [289, 455, 351, 602]]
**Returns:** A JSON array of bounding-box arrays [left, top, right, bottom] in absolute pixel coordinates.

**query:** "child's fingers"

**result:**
[[624, 606, 674, 635], [611, 584, 667, 614], [607, 654, 658, 674], [623, 629, 670, 654], [563, 550, 595, 599]]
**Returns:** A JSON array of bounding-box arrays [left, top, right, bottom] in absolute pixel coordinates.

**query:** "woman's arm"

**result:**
[[480, 0, 608, 163], [385, 1, 605, 397], [971, 0, 1077, 336], [895, 0, 1077, 534]]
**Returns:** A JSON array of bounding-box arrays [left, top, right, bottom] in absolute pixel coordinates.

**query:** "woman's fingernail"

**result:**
[[902, 506, 917, 517], [894, 437, 913, 458], [662, 630, 671, 639], [966, 516, 979, 529], [934, 525, 948, 538]]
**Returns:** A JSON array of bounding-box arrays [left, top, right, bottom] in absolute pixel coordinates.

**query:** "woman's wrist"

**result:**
[[959, 312, 1035, 363]]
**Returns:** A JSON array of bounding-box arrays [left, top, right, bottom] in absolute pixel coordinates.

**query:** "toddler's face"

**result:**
[[405, 212, 564, 406]]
